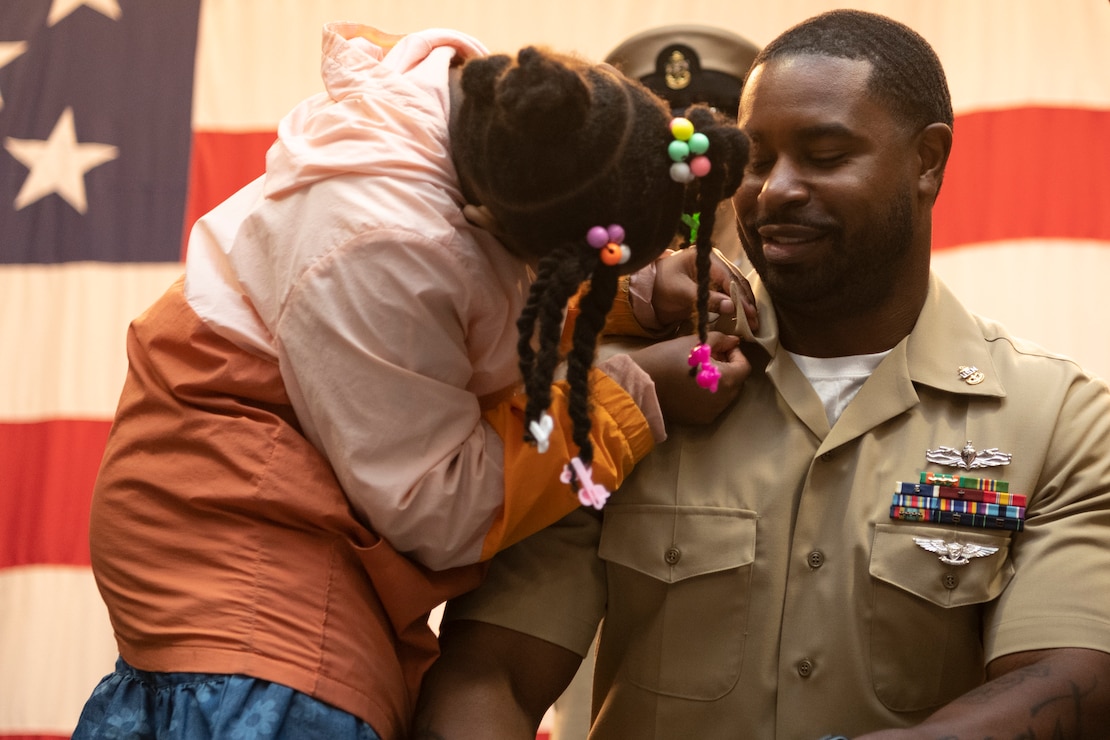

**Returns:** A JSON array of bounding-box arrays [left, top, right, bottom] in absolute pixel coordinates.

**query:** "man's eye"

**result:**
[[810, 152, 846, 166], [746, 158, 773, 174]]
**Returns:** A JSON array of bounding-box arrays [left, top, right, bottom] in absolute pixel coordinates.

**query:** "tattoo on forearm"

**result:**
[[1032, 677, 1087, 716], [959, 663, 1051, 705], [934, 661, 1101, 740]]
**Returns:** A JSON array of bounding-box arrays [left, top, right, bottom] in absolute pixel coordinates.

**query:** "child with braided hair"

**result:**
[[73, 22, 749, 740], [504, 101, 751, 505]]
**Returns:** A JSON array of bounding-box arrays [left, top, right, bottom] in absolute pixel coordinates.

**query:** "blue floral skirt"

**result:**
[[72, 658, 382, 739]]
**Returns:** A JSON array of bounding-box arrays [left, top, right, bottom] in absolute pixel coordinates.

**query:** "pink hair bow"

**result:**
[[560, 456, 610, 510], [687, 343, 720, 393]]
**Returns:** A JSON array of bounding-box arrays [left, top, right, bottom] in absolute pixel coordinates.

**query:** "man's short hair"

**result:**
[[753, 9, 954, 132]]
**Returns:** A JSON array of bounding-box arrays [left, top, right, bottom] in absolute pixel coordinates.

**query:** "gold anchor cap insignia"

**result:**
[[664, 50, 692, 90]]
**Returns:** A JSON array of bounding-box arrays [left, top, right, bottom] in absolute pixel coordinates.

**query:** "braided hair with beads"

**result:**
[[451, 46, 748, 503]]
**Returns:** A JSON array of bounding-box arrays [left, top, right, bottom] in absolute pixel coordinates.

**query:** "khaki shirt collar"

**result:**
[[731, 271, 1005, 397], [727, 271, 1006, 446], [904, 274, 1006, 398]]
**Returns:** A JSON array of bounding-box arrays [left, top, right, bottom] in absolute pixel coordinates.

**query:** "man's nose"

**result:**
[[758, 158, 809, 212]]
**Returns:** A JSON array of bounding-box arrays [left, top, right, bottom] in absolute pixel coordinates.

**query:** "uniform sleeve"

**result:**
[[445, 507, 607, 658], [274, 229, 656, 571], [986, 371, 1110, 660]]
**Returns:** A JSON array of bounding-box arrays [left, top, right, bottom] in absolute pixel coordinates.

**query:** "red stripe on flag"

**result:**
[[182, 131, 276, 255], [180, 110, 1110, 258], [935, 107, 1110, 250], [0, 420, 110, 569]]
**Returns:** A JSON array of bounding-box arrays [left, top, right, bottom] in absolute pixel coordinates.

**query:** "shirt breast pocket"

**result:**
[[599, 504, 757, 700], [868, 522, 1015, 712]]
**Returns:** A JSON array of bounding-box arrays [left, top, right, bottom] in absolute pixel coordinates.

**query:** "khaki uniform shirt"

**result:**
[[447, 272, 1110, 739]]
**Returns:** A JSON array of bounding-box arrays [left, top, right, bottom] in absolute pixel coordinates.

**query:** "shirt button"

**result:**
[[797, 659, 814, 677], [807, 550, 825, 569], [664, 547, 681, 565], [942, 572, 959, 590]]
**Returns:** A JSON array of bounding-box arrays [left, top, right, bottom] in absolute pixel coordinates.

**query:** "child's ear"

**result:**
[[462, 204, 505, 240]]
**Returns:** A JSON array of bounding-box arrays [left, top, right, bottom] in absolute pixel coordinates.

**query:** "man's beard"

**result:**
[[741, 186, 915, 319]]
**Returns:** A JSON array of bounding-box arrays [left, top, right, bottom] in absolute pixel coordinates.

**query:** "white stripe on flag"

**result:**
[[191, 1, 1110, 132], [933, 238, 1110, 382], [0, 566, 116, 735], [0, 262, 184, 420]]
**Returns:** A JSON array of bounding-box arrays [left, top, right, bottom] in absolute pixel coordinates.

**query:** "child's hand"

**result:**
[[651, 249, 759, 335]]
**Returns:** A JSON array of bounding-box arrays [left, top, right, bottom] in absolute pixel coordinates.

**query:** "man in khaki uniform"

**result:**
[[415, 10, 1110, 739]]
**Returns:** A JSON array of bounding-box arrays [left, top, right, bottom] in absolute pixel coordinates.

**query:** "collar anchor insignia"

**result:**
[[925, 440, 1012, 470], [913, 537, 999, 566], [958, 365, 985, 385]]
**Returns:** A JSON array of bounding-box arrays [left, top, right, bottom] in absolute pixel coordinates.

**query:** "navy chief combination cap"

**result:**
[[604, 24, 760, 119]]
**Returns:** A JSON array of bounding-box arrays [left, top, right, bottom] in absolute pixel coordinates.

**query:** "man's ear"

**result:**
[[917, 122, 953, 204]]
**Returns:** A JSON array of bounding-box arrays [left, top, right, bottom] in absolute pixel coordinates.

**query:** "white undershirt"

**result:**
[[786, 350, 891, 426]]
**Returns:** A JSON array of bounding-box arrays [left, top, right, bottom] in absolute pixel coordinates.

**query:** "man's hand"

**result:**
[[628, 331, 750, 426]]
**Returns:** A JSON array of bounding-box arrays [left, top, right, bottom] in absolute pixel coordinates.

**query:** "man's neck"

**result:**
[[776, 278, 927, 358]]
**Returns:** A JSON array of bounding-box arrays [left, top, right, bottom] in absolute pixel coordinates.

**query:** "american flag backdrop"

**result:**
[[1, 1, 1108, 738]]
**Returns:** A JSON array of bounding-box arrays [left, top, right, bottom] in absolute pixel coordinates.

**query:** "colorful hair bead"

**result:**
[[687, 343, 719, 393], [670, 117, 695, 141], [586, 224, 631, 266], [668, 117, 712, 184]]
